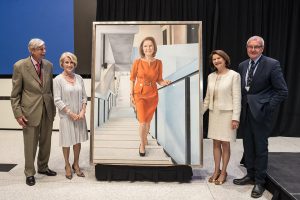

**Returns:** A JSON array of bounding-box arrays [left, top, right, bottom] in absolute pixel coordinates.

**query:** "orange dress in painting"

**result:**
[[130, 58, 163, 123]]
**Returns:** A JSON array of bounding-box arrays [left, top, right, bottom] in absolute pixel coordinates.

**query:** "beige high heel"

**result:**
[[65, 165, 73, 180], [208, 170, 221, 183], [215, 173, 227, 185], [72, 164, 85, 177]]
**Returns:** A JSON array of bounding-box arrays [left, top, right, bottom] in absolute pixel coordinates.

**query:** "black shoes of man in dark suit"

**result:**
[[26, 169, 57, 186], [251, 184, 265, 198], [233, 175, 255, 185], [233, 175, 265, 198]]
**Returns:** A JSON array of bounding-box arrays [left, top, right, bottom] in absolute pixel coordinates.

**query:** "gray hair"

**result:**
[[247, 36, 265, 47], [28, 38, 45, 53], [59, 52, 78, 68]]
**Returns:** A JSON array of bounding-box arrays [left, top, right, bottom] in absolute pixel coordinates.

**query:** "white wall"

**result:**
[[172, 25, 187, 44], [133, 25, 163, 47], [0, 78, 91, 130]]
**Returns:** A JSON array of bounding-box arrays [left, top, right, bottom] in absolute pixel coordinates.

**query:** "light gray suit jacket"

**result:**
[[11, 57, 56, 126]]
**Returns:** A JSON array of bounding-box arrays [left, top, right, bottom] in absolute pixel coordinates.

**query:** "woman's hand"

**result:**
[[232, 120, 239, 129], [130, 94, 135, 106], [160, 80, 172, 86], [69, 111, 79, 121], [78, 109, 86, 120]]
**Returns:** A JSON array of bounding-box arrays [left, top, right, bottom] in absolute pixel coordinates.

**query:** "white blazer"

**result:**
[[203, 69, 241, 121]]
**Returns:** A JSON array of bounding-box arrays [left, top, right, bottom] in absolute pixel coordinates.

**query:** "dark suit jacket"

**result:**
[[11, 57, 56, 126], [238, 55, 288, 122]]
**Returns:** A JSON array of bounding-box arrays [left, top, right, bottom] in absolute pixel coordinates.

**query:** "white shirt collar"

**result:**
[[249, 54, 262, 65], [30, 56, 41, 66]]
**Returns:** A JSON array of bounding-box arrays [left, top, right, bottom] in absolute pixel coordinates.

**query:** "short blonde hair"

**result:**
[[28, 38, 45, 53], [59, 52, 78, 68]]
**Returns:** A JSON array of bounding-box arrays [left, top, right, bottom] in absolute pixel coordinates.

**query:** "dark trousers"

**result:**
[[243, 105, 272, 184]]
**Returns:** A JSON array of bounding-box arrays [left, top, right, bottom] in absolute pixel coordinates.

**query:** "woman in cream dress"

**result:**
[[203, 50, 241, 185], [53, 52, 88, 179]]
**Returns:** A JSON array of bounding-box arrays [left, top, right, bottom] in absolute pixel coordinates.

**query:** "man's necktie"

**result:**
[[36, 62, 42, 82], [246, 60, 255, 87]]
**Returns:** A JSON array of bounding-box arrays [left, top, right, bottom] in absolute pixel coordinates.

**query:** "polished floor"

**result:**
[[1, 130, 299, 200]]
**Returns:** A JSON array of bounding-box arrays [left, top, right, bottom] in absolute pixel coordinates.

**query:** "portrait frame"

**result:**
[[90, 21, 203, 167]]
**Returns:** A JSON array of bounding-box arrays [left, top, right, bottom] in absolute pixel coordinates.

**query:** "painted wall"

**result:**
[[0, 0, 74, 75]]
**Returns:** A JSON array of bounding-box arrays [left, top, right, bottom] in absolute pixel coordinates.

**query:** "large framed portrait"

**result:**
[[90, 21, 203, 167]]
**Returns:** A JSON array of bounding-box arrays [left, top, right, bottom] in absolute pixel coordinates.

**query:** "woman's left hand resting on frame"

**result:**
[[158, 80, 172, 86]]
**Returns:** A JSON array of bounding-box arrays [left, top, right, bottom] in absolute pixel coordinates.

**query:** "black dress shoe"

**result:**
[[38, 169, 57, 176], [233, 175, 255, 185], [26, 176, 35, 186], [251, 184, 265, 198]]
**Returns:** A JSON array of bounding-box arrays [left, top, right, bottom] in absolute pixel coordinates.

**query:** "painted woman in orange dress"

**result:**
[[130, 36, 171, 156]]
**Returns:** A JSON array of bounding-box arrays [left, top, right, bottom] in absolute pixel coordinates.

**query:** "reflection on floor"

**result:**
[[2, 129, 300, 199]]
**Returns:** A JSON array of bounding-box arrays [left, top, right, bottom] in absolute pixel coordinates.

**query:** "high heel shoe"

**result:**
[[139, 144, 145, 157], [65, 166, 73, 180], [208, 170, 221, 183], [72, 164, 85, 177], [215, 173, 227, 185]]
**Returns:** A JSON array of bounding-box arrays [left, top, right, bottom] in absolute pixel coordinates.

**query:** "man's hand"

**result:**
[[16, 116, 28, 128]]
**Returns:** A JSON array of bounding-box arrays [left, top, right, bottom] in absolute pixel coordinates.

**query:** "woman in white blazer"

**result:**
[[203, 50, 241, 185]]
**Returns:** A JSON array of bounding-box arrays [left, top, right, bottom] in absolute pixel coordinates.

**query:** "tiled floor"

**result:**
[[1, 130, 299, 200]]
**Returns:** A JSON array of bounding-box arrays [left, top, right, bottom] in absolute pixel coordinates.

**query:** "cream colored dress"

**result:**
[[53, 74, 88, 147], [203, 70, 241, 142]]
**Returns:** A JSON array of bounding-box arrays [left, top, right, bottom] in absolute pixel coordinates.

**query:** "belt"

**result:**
[[138, 81, 155, 87]]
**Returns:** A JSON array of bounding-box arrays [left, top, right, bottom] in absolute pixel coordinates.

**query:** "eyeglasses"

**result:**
[[36, 47, 46, 51], [246, 45, 262, 50]]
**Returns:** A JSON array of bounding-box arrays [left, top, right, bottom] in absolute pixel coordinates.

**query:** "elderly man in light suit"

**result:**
[[11, 38, 57, 186], [233, 36, 288, 198]]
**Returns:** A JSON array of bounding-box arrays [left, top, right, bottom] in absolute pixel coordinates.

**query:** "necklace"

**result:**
[[142, 57, 155, 67], [62, 72, 75, 84]]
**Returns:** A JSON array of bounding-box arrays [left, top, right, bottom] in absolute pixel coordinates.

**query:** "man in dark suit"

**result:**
[[233, 36, 288, 198], [11, 38, 57, 186]]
